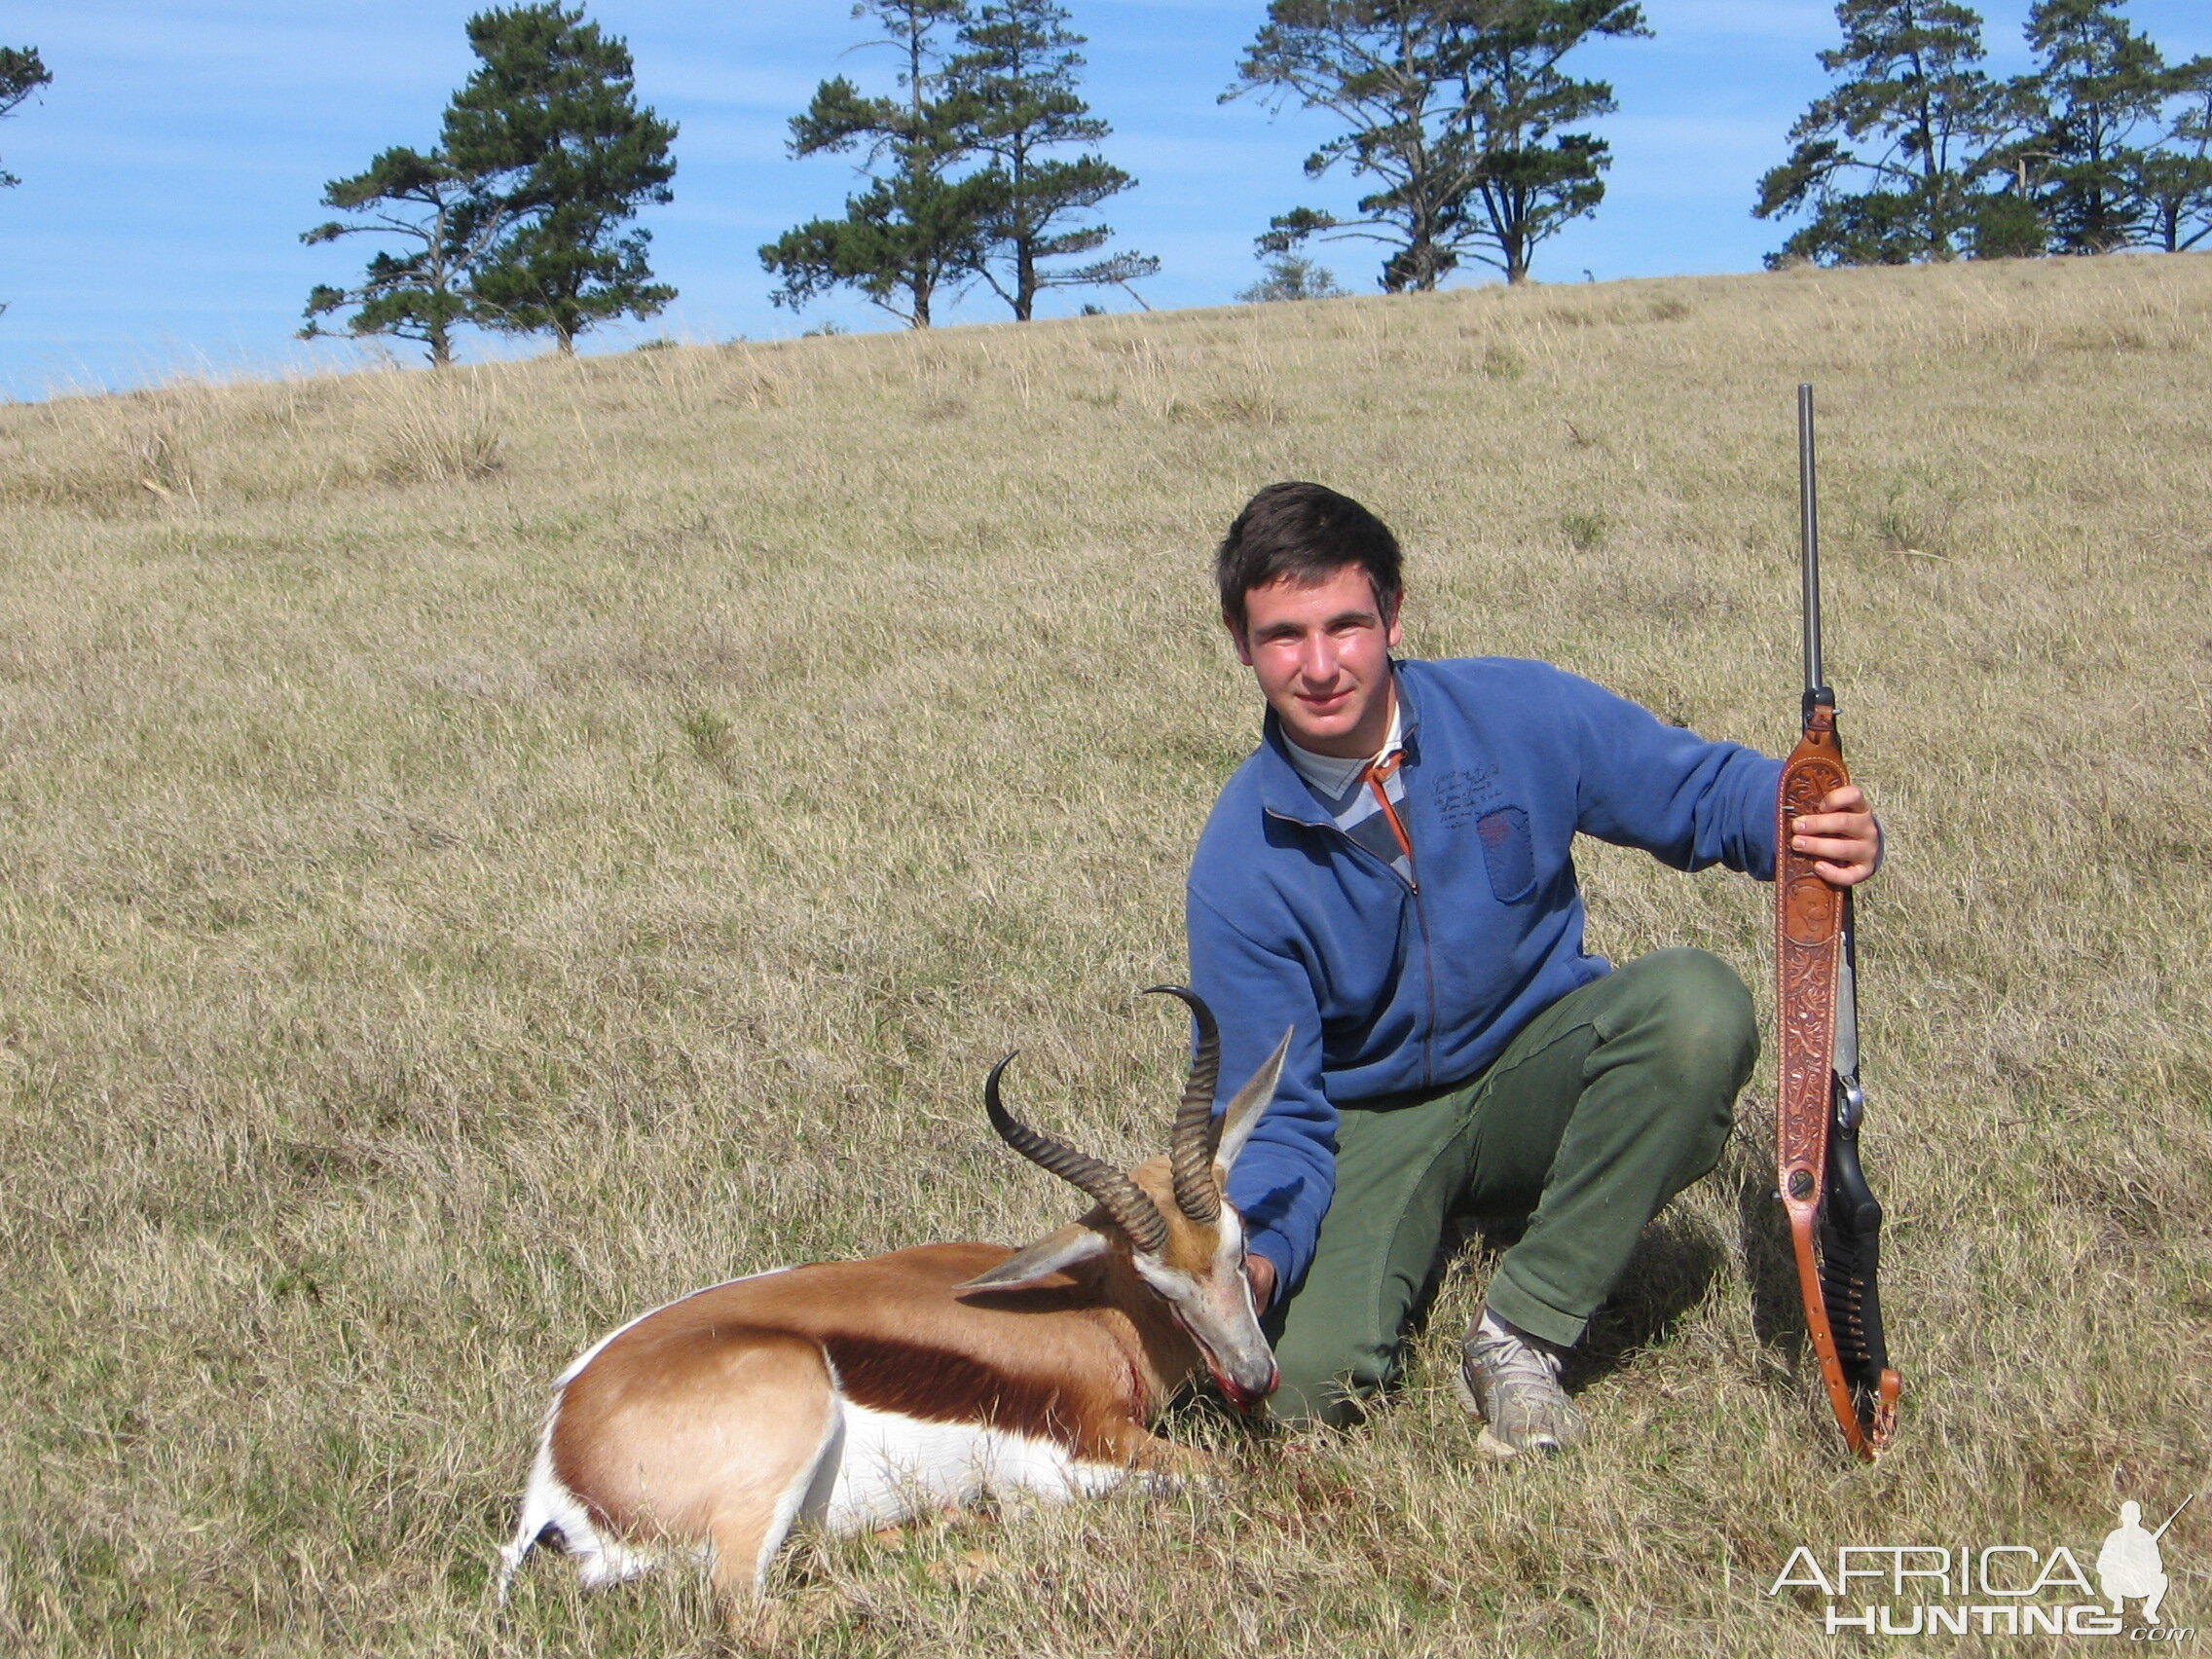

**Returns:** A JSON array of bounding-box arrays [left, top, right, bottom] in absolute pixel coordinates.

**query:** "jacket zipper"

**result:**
[[1265, 780, 1440, 1088], [1410, 885, 1437, 1088], [1362, 757, 1439, 1087]]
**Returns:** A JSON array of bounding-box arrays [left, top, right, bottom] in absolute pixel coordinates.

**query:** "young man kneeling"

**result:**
[[1187, 482, 1880, 1454]]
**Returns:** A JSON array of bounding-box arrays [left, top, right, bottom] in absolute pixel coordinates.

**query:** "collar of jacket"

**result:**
[[1256, 659, 1422, 829]]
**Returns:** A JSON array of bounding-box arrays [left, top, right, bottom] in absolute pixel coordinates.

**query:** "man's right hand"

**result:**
[[1245, 1251, 1276, 1311]]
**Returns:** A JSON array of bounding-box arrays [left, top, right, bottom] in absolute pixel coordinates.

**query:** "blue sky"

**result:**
[[0, 1, 2206, 398]]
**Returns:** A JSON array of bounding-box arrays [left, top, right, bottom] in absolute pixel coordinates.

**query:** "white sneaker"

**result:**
[[1454, 1309, 1588, 1459]]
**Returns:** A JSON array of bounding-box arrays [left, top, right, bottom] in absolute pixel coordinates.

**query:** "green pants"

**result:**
[[1264, 947, 1758, 1428]]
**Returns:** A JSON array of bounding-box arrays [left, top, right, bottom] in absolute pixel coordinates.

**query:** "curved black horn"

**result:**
[[983, 1052, 1169, 1255], [1146, 984, 1223, 1223]]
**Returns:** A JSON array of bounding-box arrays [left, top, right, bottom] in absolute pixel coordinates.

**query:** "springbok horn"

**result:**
[[1146, 984, 1223, 1223], [983, 1052, 1169, 1256]]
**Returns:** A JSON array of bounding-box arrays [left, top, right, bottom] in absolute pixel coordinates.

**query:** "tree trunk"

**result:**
[[1013, 144, 1035, 320]]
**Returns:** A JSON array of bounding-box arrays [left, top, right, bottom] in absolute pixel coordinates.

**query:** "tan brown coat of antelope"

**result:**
[[498, 987, 1290, 1608]]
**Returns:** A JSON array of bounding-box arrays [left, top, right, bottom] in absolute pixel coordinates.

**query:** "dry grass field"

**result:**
[[1, 253, 2208, 1656]]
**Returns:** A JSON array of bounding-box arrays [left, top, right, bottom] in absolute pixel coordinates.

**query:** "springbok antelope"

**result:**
[[498, 987, 1291, 1608]]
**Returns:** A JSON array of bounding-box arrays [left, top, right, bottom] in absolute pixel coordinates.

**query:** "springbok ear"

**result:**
[[1216, 1026, 1293, 1173], [955, 1223, 1109, 1292]]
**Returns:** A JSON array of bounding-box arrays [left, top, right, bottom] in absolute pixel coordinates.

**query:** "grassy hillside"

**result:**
[[2, 255, 2207, 1656]]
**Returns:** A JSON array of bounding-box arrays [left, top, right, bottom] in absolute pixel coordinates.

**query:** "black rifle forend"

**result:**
[[1820, 1080, 1892, 1396]]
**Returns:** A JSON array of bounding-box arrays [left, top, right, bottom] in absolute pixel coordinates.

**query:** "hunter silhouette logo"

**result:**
[[2098, 1496, 2188, 1627], [1766, 1493, 2197, 1638]]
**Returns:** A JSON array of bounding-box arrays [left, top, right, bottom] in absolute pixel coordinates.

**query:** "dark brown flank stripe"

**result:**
[[822, 1334, 1088, 1449]]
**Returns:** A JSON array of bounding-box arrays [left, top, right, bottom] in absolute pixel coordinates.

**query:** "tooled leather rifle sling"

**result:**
[[1776, 384, 1901, 1459]]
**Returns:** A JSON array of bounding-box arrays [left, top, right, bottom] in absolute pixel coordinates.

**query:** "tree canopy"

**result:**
[[1756, 0, 2212, 267], [447, 3, 678, 354], [764, 0, 1152, 328], [301, 3, 675, 364], [762, 2, 992, 330], [0, 45, 53, 192], [302, 148, 506, 368], [1237, 251, 1351, 302], [2003, 0, 2173, 253], [1227, 0, 1648, 289], [947, 0, 1156, 320], [1753, 0, 2016, 266], [2133, 55, 2212, 252]]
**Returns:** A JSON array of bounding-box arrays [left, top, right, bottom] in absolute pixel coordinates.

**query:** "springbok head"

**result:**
[[957, 986, 1292, 1411]]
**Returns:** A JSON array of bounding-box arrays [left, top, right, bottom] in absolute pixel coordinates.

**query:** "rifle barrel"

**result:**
[[1798, 383, 1824, 699], [2152, 1493, 2194, 1541]]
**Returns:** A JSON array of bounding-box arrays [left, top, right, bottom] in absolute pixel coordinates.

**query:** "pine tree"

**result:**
[[761, 1, 996, 329], [1754, 0, 2019, 266], [1452, 1, 1649, 285], [1236, 252, 1351, 302], [2010, 0, 2169, 253], [1228, 1, 1648, 291], [2132, 55, 2212, 252], [947, 0, 1156, 319], [301, 148, 506, 367], [448, 4, 678, 355], [0, 45, 52, 192]]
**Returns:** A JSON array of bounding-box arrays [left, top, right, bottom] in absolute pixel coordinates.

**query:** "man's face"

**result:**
[[1231, 564, 1403, 759]]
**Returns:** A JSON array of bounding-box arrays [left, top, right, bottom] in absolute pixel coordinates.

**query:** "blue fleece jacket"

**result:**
[[1186, 657, 1783, 1295]]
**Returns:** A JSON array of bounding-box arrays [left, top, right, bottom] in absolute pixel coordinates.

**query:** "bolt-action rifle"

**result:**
[[1775, 384, 1902, 1459]]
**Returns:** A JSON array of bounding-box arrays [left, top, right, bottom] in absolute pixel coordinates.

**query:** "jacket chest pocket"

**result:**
[[1475, 807, 1535, 903]]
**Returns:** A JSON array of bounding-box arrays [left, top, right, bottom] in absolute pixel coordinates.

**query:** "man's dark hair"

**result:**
[[1215, 481, 1403, 636]]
